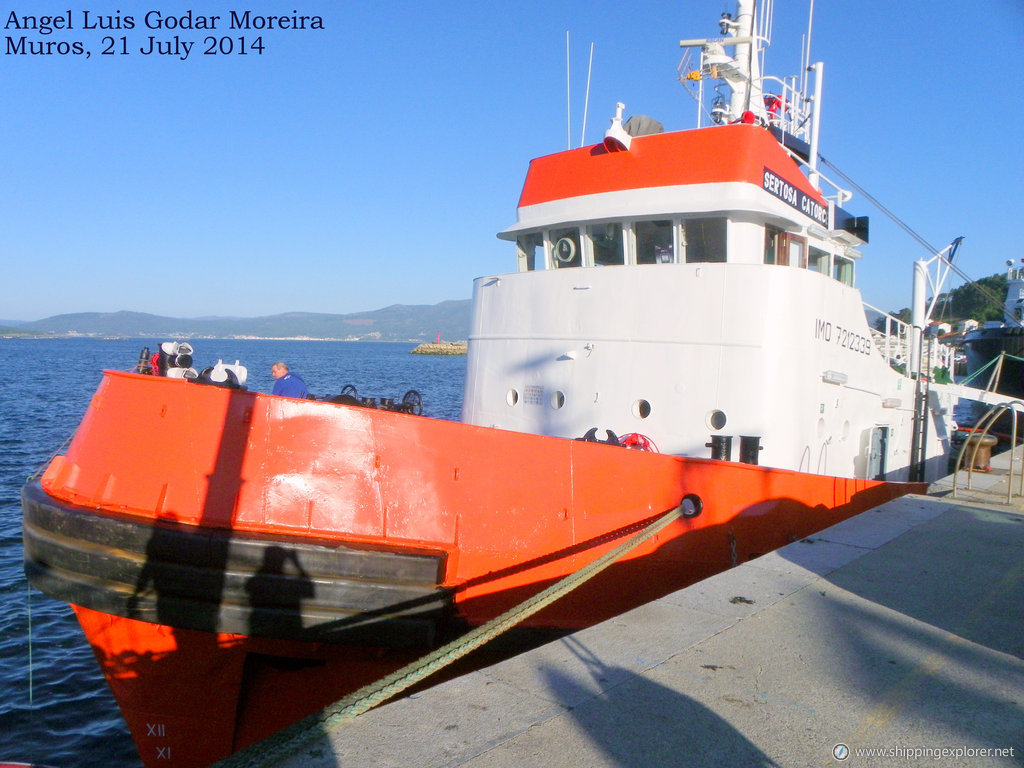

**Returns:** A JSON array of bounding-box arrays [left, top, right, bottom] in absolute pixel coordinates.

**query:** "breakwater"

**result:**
[[411, 341, 467, 355]]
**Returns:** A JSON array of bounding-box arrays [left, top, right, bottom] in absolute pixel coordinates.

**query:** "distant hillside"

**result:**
[[939, 273, 1008, 322], [11, 300, 472, 341], [879, 272, 1008, 326]]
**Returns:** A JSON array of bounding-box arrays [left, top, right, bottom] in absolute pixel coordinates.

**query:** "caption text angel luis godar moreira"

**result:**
[[5, 9, 324, 59]]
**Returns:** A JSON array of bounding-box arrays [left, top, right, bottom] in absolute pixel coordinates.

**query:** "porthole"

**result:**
[[708, 410, 727, 430], [506, 389, 519, 407], [632, 399, 652, 419], [551, 391, 565, 409], [816, 417, 826, 439]]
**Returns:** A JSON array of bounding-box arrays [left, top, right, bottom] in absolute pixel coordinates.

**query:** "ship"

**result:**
[[22, 3, 996, 766], [959, 260, 1024, 399]]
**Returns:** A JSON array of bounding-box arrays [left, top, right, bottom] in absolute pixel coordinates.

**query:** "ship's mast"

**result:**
[[727, 0, 759, 118], [679, 0, 766, 126], [681, 1, 832, 193]]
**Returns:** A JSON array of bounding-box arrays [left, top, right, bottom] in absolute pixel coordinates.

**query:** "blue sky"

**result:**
[[3, 0, 1022, 322]]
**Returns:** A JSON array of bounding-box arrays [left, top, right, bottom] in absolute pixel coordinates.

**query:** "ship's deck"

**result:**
[[245, 453, 1024, 767]]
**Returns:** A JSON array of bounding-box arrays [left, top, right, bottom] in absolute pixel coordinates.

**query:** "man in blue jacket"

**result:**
[[270, 361, 309, 399]]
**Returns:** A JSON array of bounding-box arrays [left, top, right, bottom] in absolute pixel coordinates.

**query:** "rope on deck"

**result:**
[[215, 502, 686, 768]]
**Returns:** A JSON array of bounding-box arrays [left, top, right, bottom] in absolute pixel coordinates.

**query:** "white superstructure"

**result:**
[[461, 0, 962, 482]]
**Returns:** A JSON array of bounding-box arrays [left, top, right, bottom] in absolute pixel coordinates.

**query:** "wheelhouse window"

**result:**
[[764, 225, 784, 264], [683, 218, 726, 263], [550, 227, 581, 269], [589, 223, 624, 266], [635, 220, 675, 264], [517, 232, 543, 272], [834, 254, 855, 286], [807, 246, 830, 274]]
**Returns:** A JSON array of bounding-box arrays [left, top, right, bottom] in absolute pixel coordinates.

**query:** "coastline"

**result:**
[[0, 334, 442, 343]]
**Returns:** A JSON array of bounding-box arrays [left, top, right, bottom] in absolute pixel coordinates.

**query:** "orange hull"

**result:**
[[24, 372, 924, 766]]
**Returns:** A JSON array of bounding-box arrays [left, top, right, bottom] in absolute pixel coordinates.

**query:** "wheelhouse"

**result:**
[[498, 125, 866, 284]]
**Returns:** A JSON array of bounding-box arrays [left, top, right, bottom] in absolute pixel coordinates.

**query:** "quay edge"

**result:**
[[252, 452, 1024, 768]]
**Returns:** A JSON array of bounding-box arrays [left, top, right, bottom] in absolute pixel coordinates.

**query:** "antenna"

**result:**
[[566, 31, 571, 150], [806, 0, 816, 64], [580, 42, 594, 147], [800, 33, 807, 93], [802, 0, 816, 94], [758, 0, 773, 83]]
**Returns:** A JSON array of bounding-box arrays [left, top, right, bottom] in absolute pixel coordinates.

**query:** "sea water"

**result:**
[[0, 338, 466, 766]]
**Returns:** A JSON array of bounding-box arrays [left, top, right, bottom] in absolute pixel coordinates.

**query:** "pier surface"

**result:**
[[264, 455, 1024, 767]]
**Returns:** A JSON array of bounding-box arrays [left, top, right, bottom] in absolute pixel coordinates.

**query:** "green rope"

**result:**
[[215, 502, 685, 768], [957, 351, 1024, 388], [27, 431, 75, 482]]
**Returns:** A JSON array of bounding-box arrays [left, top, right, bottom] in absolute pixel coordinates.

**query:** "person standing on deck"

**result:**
[[270, 362, 309, 399]]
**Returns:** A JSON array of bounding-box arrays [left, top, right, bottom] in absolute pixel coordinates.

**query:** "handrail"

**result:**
[[866, 305, 908, 368], [952, 401, 1024, 502], [862, 303, 960, 376]]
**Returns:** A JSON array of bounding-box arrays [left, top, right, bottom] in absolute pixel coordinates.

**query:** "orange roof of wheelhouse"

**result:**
[[517, 123, 826, 209]]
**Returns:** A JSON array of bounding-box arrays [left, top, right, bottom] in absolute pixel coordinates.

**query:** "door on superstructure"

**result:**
[[776, 232, 807, 268], [868, 426, 889, 480]]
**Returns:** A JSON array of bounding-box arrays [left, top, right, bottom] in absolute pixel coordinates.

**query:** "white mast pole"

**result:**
[[808, 61, 823, 189], [580, 42, 594, 147], [802, 0, 815, 94], [910, 259, 928, 377], [729, 0, 755, 117], [566, 31, 571, 151]]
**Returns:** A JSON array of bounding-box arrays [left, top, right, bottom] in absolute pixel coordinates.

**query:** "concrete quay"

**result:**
[[265, 456, 1024, 768]]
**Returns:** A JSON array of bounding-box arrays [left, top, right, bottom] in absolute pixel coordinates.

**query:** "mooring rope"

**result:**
[[27, 431, 75, 482], [215, 502, 685, 768], [958, 352, 1024, 388]]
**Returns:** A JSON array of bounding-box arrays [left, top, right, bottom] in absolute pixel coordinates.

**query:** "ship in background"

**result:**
[[959, 260, 1024, 399]]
